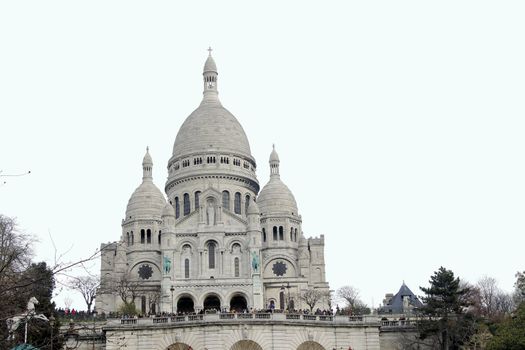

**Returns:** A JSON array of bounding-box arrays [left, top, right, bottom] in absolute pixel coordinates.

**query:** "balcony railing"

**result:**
[[114, 313, 377, 326]]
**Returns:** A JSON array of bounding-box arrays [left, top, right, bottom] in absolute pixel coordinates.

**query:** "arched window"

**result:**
[[279, 226, 284, 240], [175, 197, 180, 219], [273, 226, 278, 241], [195, 191, 201, 210], [234, 192, 241, 214], [234, 257, 240, 277], [244, 194, 250, 215], [126, 232, 130, 245], [295, 228, 298, 242], [208, 241, 216, 269], [146, 229, 151, 244], [183, 193, 190, 216], [184, 259, 190, 278], [279, 290, 285, 310], [222, 191, 230, 210], [262, 228, 266, 242], [140, 229, 145, 244], [131, 231, 134, 245], [290, 228, 293, 241]]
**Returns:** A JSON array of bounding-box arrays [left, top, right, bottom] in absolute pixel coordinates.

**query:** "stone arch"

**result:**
[[229, 292, 248, 312], [202, 292, 222, 311], [179, 240, 196, 253], [227, 239, 244, 253], [230, 340, 263, 350], [166, 343, 192, 350], [262, 255, 298, 272], [176, 293, 195, 314], [297, 341, 326, 350]]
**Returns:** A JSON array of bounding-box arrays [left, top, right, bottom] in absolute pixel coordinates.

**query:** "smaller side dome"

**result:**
[[258, 178, 298, 215], [162, 202, 175, 217], [257, 145, 298, 216], [125, 148, 166, 220]]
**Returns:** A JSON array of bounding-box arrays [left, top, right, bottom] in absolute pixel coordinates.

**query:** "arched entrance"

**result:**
[[230, 294, 248, 312], [203, 294, 221, 311], [297, 341, 326, 350], [230, 340, 263, 350], [176, 296, 194, 314], [167, 343, 192, 350]]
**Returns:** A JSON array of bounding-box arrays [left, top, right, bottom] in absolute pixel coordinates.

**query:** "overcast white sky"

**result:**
[[1, 1, 524, 310]]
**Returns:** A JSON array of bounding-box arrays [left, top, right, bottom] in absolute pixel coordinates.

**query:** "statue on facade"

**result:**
[[251, 251, 259, 272], [163, 255, 172, 274], [206, 200, 215, 225]]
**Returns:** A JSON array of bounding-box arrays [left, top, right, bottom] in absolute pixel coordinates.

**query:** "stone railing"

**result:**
[[110, 313, 377, 327], [380, 320, 416, 328]]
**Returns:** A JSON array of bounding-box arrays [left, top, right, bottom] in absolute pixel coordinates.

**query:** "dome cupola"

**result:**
[[125, 148, 166, 220], [257, 145, 298, 216], [166, 49, 259, 198]]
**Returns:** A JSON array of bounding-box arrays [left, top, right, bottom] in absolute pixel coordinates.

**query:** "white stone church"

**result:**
[[93, 52, 411, 350], [97, 50, 330, 317]]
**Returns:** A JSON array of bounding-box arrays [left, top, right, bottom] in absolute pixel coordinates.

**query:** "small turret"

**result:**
[[202, 47, 219, 102]]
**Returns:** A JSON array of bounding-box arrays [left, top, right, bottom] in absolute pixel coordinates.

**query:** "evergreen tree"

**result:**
[[10, 262, 62, 350], [486, 302, 525, 350], [418, 266, 475, 350]]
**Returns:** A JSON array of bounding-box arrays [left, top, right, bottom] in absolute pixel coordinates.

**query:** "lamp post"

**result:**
[[49, 315, 55, 350], [92, 310, 98, 350], [170, 286, 175, 314], [286, 282, 291, 311]]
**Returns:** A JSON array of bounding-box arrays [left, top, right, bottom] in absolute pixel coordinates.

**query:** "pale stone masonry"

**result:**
[[88, 51, 425, 350], [97, 50, 330, 317]]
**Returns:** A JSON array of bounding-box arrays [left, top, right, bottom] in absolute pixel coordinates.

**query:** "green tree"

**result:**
[[486, 303, 525, 350], [418, 266, 476, 350]]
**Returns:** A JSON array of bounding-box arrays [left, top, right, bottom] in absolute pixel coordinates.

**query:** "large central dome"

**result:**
[[171, 52, 253, 161], [172, 102, 252, 159]]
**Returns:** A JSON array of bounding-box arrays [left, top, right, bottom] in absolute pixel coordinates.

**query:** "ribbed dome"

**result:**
[[258, 145, 298, 216], [257, 177, 298, 215], [126, 181, 166, 219], [172, 101, 252, 159], [125, 149, 166, 220]]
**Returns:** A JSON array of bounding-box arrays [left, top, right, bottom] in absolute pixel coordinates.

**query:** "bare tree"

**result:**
[[114, 274, 141, 310], [477, 276, 498, 318], [336, 285, 360, 310], [298, 288, 329, 312], [0, 215, 33, 297], [476, 276, 514, 320], [64, 295, 73, 310], [70, 275, 100, 313], [336, 285, 370, 315], [147, 290, 161, 314]]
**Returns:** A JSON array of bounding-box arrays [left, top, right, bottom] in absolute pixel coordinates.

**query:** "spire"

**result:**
[[269, 144, 280, 178], [202, 47, 219, 102], [142, 147, 153, 181]]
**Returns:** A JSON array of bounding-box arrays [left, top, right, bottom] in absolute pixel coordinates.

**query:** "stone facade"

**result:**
[[103, 314, 381, 350], [96, 51, 330, 317]]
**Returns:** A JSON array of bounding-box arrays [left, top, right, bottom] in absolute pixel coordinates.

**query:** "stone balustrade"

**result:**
[[110, 313, 379, 327]]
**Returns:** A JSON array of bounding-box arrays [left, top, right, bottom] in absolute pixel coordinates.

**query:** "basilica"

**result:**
[[90, 51, 421, 350], [96, 50, 330, 316]]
